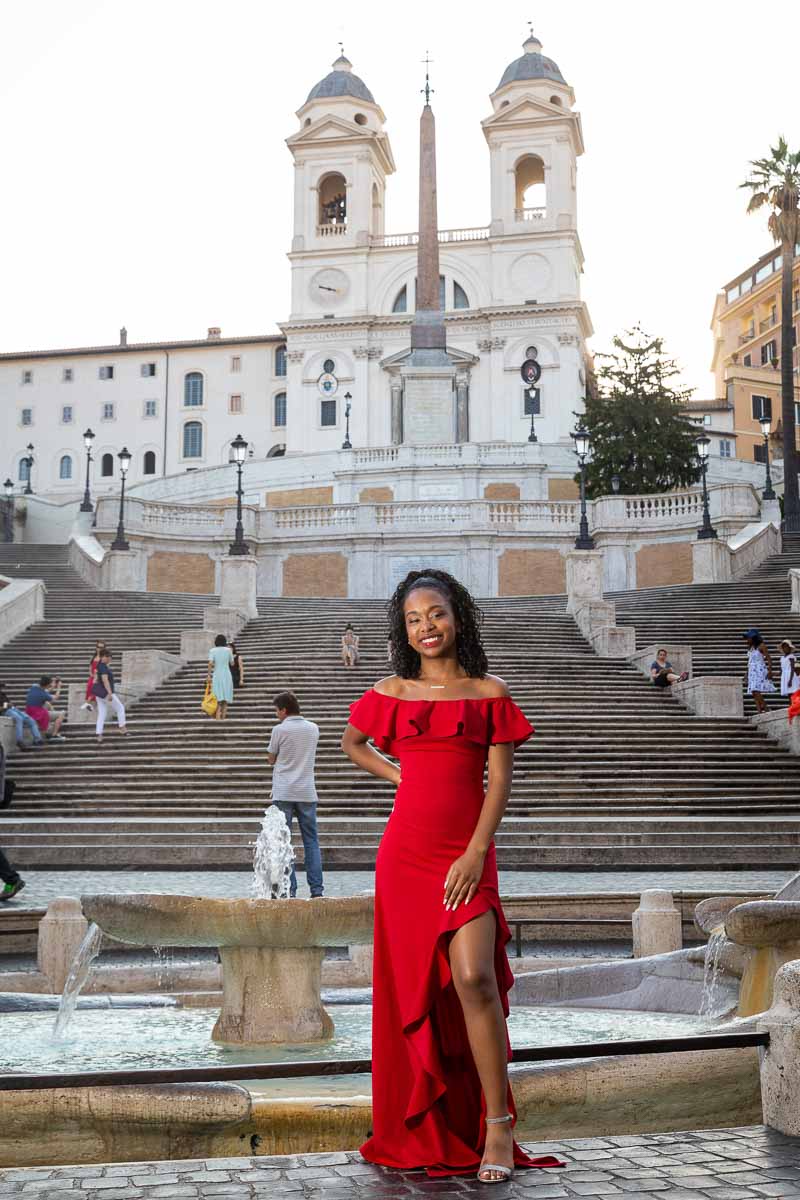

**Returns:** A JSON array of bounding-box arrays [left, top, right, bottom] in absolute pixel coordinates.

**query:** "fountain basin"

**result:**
[[81, 894, 374, 1046], [725, 900, 800, 948]]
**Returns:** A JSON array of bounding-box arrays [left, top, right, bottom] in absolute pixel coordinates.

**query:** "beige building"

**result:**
[[711, 246, 800, 464]]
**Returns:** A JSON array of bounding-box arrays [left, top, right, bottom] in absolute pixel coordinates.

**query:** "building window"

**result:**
[[273, 392, 287, 428], [61, 405, 73, 424], [229, 393, 243, 414], [21, 370, 32, 385], [320, 398, 337, 427], [453, 281, 470, 310], [21, 408, 32, 426], [392, 285, 408, 314], [275, 345, 287, 377], [144, 399, 157, 418], [143, 450, 156, 475], [63, 367, 73, 382], [18, 458, 30, 483], [102, 402, 115, 421], [720, 440, 733, 458], [98, 364, 114, 380], [140, 362, 157, 377], [101, 453, 114, 477], [59, 454, 73, 480], [751, 395, 772, 421], [184, 372, 204, 406], [230, 355, 241, 373], [183, 420, 203, 458], [754, 443, 767, 464], [761, 340, 777, 366], [743, 353, 752, 367], [323, 358, 335, 373], [796, 402, 800, 426], [703, 414, 711, 425]]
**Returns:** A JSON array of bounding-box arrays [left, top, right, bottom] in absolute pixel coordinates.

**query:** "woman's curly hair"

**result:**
[[386, 569, 488, 679]]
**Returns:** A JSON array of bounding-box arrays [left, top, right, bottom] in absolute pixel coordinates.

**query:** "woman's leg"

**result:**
[[449, 910, 514, 1178], [218, 701, 228, 720], [96, 697, 108, 738], [111, 694, 126, 730], [753, 689, 766, 713]]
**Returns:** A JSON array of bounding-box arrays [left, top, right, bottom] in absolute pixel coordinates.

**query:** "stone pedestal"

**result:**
[[790, 569, 800, 614], [630, 643, 694, 682], [0, 716, 16, 757], [219, 556, 258, 620], [102, 548, 145, 592], [400, 363, 456, 444], [632, 890, 682, 958], [213, 946, 333, 1045], [37, 897, 90, 993], [179, 630, 216, 662], [565, 550, 604, 615], [120, 649, 184, 697], [673, 675, 743, 717], [759, 960, 800, 1134], [68, 683, 136, 726], [202, 607, 247, 641], [753, 709, 800, 754], [692, 539, 731, 584], [761, 498, 782, 527]]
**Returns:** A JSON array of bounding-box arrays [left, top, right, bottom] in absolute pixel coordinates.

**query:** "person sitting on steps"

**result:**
[[650, 648, 689, 690], [0, 684, 43, 751], [25, 676, 66, 742]]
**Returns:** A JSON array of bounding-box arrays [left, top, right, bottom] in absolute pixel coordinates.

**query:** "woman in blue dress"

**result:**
[[208, 635, 234, 720]]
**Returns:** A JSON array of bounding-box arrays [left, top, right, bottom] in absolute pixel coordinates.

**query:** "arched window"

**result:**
[[183, 421, 203, 459], [143, 450, 156, 475], [267, 443, 286, 458], [275, 345, 287, 377], [318, 173, 347, 226], [59, 455, 73, 480], [514, 155, 546, 218], [453, 281, 470, 310], [392, 286, 408, 314], [18, 458, 30, 483], [101, 453, 114, 477], [274, 392, 287, 428], [184, 371, 204, 407]]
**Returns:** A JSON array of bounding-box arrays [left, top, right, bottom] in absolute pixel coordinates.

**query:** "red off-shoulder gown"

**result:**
[[348, 689, 564, 1178]]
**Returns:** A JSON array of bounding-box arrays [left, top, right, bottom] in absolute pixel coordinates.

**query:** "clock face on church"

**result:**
[[309, 268, 350, 306]]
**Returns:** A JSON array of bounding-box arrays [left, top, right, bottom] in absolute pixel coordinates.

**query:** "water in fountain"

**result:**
[[699, 926, 727, 1016], [253, 805, 294, 899], [52, 922, 104, 1040]]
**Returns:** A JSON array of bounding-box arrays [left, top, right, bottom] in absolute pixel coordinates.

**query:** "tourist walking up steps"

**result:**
[[94, 649, 127, 743], [268, 690, 323, 898], [208, 635, 234, 721], [779, 640, 800, 697], [744, 628, 776, 714], [230, 642, 245, 690], [0, 685, 43, 751], [341, 623, 360, 669], [341, 568, 564, 1182], [25, 676, 66, 742]]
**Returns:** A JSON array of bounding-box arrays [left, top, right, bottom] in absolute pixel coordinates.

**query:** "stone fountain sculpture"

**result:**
[[82, 809, 373, 1045]]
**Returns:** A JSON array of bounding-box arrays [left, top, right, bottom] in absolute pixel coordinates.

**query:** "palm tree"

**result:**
[[742, 138, 800, 530]]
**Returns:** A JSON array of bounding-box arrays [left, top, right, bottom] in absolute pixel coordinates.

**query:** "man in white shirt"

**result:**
[[267, 690, 323, 898]]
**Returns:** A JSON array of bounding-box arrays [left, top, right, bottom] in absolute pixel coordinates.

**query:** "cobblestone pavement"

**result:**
[[2, 1127, 800, 1199]]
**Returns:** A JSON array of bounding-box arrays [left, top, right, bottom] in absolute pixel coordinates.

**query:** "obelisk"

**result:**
[[400, 64, 460, 444]]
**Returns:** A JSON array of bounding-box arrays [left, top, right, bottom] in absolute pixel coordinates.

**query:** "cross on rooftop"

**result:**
[[421, 51, 433, 105]]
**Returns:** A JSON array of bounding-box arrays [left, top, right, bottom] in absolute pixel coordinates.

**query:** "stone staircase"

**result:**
[[611, 534, 800, 714], [2, 545, 800, 871]]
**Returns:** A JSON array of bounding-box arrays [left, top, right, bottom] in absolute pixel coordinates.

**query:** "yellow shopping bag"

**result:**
[[201, 681, 218, 717]]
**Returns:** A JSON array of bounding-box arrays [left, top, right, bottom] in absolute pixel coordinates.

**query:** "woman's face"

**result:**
[[403, 587, 457, 661], [657, 651, 667, 664]]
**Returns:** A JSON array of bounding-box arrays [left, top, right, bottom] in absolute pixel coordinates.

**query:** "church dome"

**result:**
[[306, 53, 376, 104], [497, 32, 566, 90]]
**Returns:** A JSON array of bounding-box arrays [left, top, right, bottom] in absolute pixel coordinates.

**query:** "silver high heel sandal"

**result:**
[[478, 1114, 514, 1184]]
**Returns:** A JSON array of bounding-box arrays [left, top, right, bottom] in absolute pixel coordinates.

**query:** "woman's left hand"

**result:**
[[444, 848, 486, 912]]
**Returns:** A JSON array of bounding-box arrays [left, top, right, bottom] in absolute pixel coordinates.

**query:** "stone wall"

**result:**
[[282, 552, 348, 597], [146, 551, 215, 594], [266, 486, 334, 508], [498, 548, 566, 596], [484, 482, 521, 500], [358, 486, 394, 503], [548, 477, 579, 501], [635, 541, 693, 588]]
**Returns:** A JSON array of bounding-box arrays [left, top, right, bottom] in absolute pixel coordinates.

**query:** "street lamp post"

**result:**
[[759, 414, 777, 501], [80, 428, 95, 513], [695, 433, 718, 540], [22, 444, 34, 495], [342, 392, 352, 450], [527, 389, 537, 443], [3, 479, 13, 544], [228, 433, 249, 556], [111, 447, 132, 551], [571, 425, 595, 549], [611, 474, 621, 494]]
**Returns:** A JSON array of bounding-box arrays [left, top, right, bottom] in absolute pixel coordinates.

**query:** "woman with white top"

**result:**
[[779, 640, 800, 697], [341, 623, 360, 669]]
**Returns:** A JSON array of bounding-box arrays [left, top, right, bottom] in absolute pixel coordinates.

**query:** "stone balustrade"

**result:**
[[370, 225, 490, 247], [693, 519, 781, 584], [673, 675, 744, 717], [0, 576, 46, 648]]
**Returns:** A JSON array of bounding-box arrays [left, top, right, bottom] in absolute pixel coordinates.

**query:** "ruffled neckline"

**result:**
[[348, 688, 533, 751]]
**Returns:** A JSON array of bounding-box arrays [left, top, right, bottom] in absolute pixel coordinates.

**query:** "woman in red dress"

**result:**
[[342, 569, 563, 1183]]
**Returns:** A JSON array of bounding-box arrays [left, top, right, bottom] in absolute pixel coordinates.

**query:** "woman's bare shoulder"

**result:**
[[372, 675, 404, 697], [474, 673, 511, 699]]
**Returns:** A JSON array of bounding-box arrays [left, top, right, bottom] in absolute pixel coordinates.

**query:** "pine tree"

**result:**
[[577, 327, 701, 498]]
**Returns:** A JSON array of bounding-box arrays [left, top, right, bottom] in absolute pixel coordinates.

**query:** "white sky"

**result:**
[[1, 0, 798, 397]]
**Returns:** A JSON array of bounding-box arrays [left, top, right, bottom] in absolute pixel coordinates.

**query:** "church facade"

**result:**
[[0, 34, 592, 504]]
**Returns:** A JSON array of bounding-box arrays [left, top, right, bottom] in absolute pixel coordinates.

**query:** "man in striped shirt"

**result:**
[[267, 690, 323, 898]]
